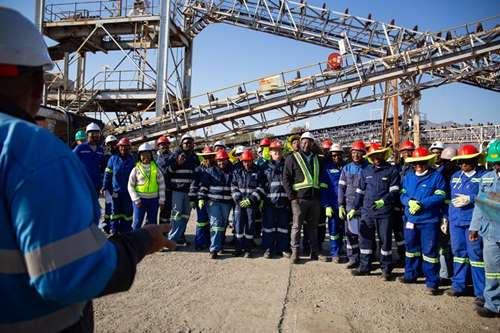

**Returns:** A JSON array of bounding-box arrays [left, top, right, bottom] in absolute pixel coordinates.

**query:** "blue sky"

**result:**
[[2, 0, 499, 134]]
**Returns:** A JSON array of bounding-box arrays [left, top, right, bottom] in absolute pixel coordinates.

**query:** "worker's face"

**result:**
[[158, 142, 169, 153], [431, 148, 443, 163], [301, 138, 313, 153], [371, 152, 385, 166], [270, 148, 282, 161], [400, 149, 413, 160], [242, 160, 253, 171], [107, 141, 118, 151], [87, 131, 100, 144], [460, 158, 476, 172], [215, 146, 225, 152], [413, 161, 428, 173], [351, 150, 364, 163], [140, 151, 152, 164], [119, 144, 130, 156], [292, 139, 300, 152], [217, 159, 229, 169], [331, 152, 343, 165], [181, 139, 194, 152]]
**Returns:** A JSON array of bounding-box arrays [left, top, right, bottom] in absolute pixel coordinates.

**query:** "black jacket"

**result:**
[[282, 151, 322, 200]]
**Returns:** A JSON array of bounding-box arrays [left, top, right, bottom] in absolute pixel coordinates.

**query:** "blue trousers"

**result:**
[[345, 216, 360, 264], [262, 205, 290, 254], [450, 223, 485, 298], [169, 191, 191, 242], [359, 216, 392, 273], [132, 197, 159, 230], [483, 238, 500, 313], [111, 192, 133, 234], [233, 205, 256, 252], [103, 191, 112, 233], [327, 213, 344, 257], [195, 205, 210, 248], [207, 201, 232, 252], [404, 222, 440, 289]]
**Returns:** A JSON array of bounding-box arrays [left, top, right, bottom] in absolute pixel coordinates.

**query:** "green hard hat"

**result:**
[[75, 130, 86, 141], [486, 139, 500, 163]]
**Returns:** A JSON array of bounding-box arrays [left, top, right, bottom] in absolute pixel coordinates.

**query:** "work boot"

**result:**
[[310, 253, 319, 261], [346, 261, 359, 269], [263, 249, 272, 259], [244, 251, 253, 258], [209, 251, 218, 259], [351, 269, 370, 276], [282, 251, 292, 259], [475, 305, 500, 318], [381, 271, 393, 281], [290, 249, 299, 264], [319, 255, 331, 262], [233, 250, 243, 257], [445, 288, 465, 297], [398, 276, 417, 284], [439, 278, 452, 287], [425, 287, 440, 296], [474, 297, 485, 307]]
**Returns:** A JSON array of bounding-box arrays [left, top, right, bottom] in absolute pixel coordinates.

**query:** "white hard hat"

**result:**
[[213, 140, 226, 148], [105, 135, 118, 144], [440, 147, 457, 160], [329, 143, 343, 152], [235, 145, 245, 155], [180, 133, 194, 142], [86, 122, 101, 132], [300, 131, 315, 141], [0, 7, 53, 70], [257, 147, 262, 153], [138, 142, 155, 152], [430, 141, 445, 150]]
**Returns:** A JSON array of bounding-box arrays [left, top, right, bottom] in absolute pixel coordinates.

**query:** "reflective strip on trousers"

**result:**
[[330, 234, 340, 240], [405, 251, 421, 258], [470, 260, 485, 268], [262, 228, 275, 233], [211, 227, 226, 232], [396, 240, 405, 246], [485, 272, 500, 280], [346, 244, 359, 249], [453, 257, 470, 264], [197, 222, 209, 227], [422, 255, 439, 264], [277, 228, 289, 234], [360, 249, 372, 254], [380, 250, 392, 256]]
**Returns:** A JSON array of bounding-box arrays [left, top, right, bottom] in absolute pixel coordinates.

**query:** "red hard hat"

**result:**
[[215, 150, 229, 160], [201, 146, 214, 154], [260, 137, 271, 147], [457, 145, 479, 157], [368, 143, 383, 154], [240, 150, 254, 161], [351, 140, 366, 152], [157, 135, 169, 145], [269, 140, 282, 149], [412, 147, 430, 158], [322, 139, 333, 149], [117, 137, 131, 146], [400, 140, 416, 151]]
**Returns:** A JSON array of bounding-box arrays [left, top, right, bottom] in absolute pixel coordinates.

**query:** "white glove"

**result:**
[[451, 194, 470, 208]]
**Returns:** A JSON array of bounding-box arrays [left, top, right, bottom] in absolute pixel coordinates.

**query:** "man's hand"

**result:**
[[373, 199, 384, 210], [135, 199, 142, 208], [142, 224, 176, 254], [408, 200, 422, 215], [339, 206, 347, 220], [198, 199, 205, 209], [100, 188, 106, 197], [176, 153, 186, 166], [325, 207, 334, 218], [347, 209, 357, 220], [468, 230, 479, 242]]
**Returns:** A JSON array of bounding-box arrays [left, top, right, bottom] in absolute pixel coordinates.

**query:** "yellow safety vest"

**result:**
[[292, 152, 320, 191], [135, 162, 159, 194]]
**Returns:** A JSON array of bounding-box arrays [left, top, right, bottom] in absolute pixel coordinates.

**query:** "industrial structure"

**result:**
[[38, 0, 500, 147]]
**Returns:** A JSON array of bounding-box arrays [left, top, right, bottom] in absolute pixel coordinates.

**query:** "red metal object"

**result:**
[[327, 53, 342, 71]]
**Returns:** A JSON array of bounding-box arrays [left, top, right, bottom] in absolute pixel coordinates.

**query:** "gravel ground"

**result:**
[[94, 216, 500, 333]]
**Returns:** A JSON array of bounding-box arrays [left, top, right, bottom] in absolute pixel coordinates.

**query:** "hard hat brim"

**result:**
[[405, 154, 437, 164], [451, 152, 482, 161], [486, 153, 500, 163]]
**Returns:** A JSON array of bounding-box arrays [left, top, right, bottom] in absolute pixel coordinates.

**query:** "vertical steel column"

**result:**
[[35, 0, 47, 104], [412, 96, 421, 147], [63, 52, 69, 91], [156, 0, 172, 116], [183, 40, 193, 107]]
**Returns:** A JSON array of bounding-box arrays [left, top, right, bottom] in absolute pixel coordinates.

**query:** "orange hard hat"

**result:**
[[412, 147, 430, 158], [400, 140, 416, 151], [240, 150, 254, 161], [269, 140, 282, 149], [117, 137, 131, 146], [451, 144, 482, 162], [215, 150, 229, 160], [260, 137, 271, 147], [157, 135, 169, 145], [322, 139, 333, 149], [201, 146, 214, 154], [351, 140, 366, 152]]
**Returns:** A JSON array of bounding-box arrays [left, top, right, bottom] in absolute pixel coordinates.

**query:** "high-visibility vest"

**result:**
[[135, 162, 159, 194], [292, 152, 320, 191]]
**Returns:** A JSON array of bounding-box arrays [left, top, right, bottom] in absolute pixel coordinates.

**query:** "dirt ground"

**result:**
[[94, 216, 500, 333]]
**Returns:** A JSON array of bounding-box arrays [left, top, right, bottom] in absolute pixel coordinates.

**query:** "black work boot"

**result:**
[[291, 249, 299, 264]]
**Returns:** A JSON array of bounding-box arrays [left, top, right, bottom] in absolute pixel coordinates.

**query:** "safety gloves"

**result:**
[[408, 200, 422, 215], [190, 201, 196, 209], [325, 207, 334, 218], [347, 209, 357, 220], [373, 199, 385, 210], [339, 206, 347, 220], [452, 194, 470, 208], [240, 199, 252, 208], [198, 199, 205, 209]]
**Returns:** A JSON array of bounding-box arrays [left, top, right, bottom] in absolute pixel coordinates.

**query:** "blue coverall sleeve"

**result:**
[[353, 170, 366, 210], [420, 173, 446, 209], [103, 157, 113, 192], [338, 168, 347, 207], [400, 174, 410, 207], [380, 167, 401, 205], [320, 168, 330, 208], [231, 171, 242, 203], [10, 156, 118, 305]]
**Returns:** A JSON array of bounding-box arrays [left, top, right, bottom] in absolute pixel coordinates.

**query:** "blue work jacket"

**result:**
[[449, 169, 487, 226], [469, 170, 500, 241], [200, 165, 234, 203], [320, 161, 344, 209], [338, 160, 368, 212], [262, 159, 289, 208], [167, 148, 199, 193], [73, 142, 105, 190], [231, 164, 266, 205], [103, 153, 136, 193]]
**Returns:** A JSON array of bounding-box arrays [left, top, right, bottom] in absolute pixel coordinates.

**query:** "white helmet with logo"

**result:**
[[138, 142, 155, 152], [86, 122, 101, 133], [300, 131, 315, 141], [430, 141, 445, 151], [104, 135, 118, 144]]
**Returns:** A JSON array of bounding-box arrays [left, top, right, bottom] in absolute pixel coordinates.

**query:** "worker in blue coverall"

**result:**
[[73, 122, 105, 194], [103, 137, 136, 234], [469, 139, 500, 318], [261, 140, 292, 259], [338, 140, 369, 269], [199, 149, 234, 259], [320, 143, 345, 263], [399, 147, 447, 295], [352, 143, 400, 280], [190, 146, 216, 250], [0, 8, 174, 330], [101, 135, 119, 234], [231, 150, 266, 257], [446, 145, 487, 307]]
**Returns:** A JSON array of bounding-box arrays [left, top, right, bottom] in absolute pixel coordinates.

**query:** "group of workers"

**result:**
[[72, 121, 499, 319]]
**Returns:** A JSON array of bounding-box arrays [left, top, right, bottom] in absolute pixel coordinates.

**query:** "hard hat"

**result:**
[[351, 140, 366, 152], [486, 139, 500, 163], [234, 145, 245, 155], [451, 145, 482, 161], [257, 147, 262, 154], [260, 137, 271, 147], [269, 140, 282, 150], [329, 143, 343, 153], [300, 131, 315, 141], [105, 135, 118, 144], [240, 150, 254, 161], [366, 143, 390, 157], [0, 7, 53, 70], [287, 134, 300, 143], [85, 122, 101, 133], [118, 137, 131, 146], [430, 141, 445, 151], [157, 135, 170, 145], [180, 133, 194, 142], [75, 130, 86, 141], [399, 140, 416, 151], [322, 139, 333, 149], [197, 146, 216, 156], [138, 142, 155, 152], [440, 147, 457, 160], [405, 147, 436, 164], [213, 140, 226, 148], [215, 150, 229, 160]]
